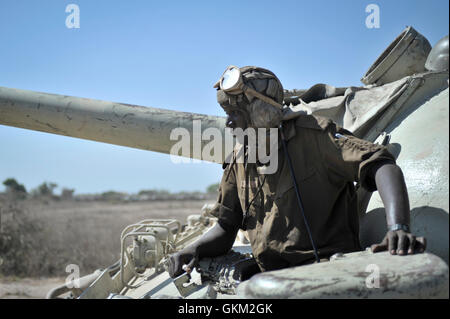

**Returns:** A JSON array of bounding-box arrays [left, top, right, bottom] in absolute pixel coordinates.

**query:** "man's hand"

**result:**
[[371, 230, 426, 255], [168, 248, 198, 278], [167, 223, 237, 278], [370, 163, 427, 256]]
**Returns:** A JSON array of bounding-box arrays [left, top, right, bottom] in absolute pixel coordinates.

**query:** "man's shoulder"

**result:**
[[290, 114, 356, 144], [295, 114, 335, 131], [293, 114, 334, 131]]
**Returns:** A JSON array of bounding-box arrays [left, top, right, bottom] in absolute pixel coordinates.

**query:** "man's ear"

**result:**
[[247, 99, 282, 128]]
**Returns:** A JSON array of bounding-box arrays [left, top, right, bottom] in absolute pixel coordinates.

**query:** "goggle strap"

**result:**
[[244, 87, 283, 109]]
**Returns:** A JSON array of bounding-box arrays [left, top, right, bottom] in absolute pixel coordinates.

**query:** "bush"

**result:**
[[0, 201, 46, 276]]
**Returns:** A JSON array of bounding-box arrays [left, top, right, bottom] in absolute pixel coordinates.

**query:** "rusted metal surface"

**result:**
[[0, 86, 226, 162], [236, 251, 449, 299]]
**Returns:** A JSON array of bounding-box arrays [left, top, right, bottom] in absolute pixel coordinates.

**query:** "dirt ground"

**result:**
[[0, 276, 67, 299], [0, 198, 215, 299]]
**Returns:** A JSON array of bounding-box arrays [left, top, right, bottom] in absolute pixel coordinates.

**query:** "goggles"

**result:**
[[213, 65, 283, 110]]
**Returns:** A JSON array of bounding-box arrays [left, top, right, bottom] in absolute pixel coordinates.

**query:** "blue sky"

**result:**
[[0, 0, 448, 194]]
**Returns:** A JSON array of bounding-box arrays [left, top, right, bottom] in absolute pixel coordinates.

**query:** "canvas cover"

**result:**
[[283, 77, 412, 137]]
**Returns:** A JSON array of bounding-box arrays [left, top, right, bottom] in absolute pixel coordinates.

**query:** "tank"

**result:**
[[0, 26, 448, 299]]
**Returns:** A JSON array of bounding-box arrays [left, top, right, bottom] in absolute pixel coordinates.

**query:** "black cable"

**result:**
[[241, 141, 267, 230], [279, 123, 320, 263], [241, 175, 267, 231]]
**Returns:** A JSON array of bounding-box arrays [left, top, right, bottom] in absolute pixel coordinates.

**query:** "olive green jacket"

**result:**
[[216, 114, 395, 271]]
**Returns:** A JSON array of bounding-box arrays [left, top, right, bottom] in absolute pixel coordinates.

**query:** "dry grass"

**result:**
[[0, 197, 215, 278]]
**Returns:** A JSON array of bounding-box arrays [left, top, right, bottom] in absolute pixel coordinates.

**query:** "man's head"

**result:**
[[214, 66, 284, 129]]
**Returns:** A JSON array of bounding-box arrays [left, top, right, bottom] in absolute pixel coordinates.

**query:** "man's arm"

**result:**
[[369, 161, 426, 255], [168, 154, 243, 278], [168, 223, 238, 278]]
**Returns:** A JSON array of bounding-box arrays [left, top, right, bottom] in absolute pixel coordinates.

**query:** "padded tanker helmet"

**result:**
[[214, 66, 284, 128]]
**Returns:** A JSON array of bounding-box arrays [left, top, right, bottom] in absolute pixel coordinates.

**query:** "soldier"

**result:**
[[168, 66, 426, 278]]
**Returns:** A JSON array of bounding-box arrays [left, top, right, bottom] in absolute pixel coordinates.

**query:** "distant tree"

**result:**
[[49, 183, 58, 194], [138, 189, 170, 196], [206, 183, 220, 194], [2, 178, 27, 199], [101, 191, 127, 201], [156, 189, 170, 195], [32, 182, 58, 197], [61, 188, 75, 200]]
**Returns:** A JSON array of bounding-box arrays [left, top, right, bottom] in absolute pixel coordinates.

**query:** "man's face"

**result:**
[[217, 88, 250, 130], [224, 108, 248, 130]]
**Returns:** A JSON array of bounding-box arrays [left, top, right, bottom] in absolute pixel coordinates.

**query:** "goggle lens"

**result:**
[[221, 67, 240, 90]]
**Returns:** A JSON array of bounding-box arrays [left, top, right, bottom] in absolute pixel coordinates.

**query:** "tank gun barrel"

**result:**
[[0, 86, 227, 162]]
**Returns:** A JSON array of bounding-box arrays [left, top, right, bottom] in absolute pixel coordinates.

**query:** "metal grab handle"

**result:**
[[118, 219, 182, 289], [120, 231, 160, 289]]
